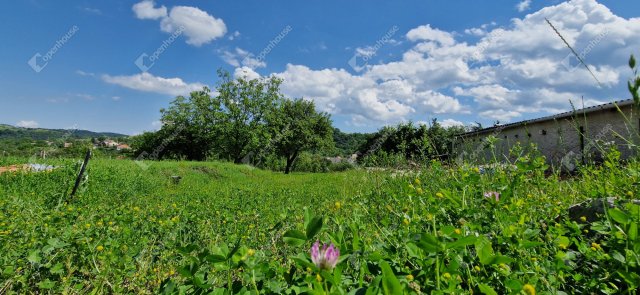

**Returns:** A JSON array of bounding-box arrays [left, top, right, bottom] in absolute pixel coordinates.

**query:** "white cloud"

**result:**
[[151, 120, 163, 130], [479, 110, 521, 122], [228, 31, 241, 40], [133, 1, 227, 46], [256, 0, 640, 126], [101, 72, 205, 96], [16, 120, 39, 128], [440, 119, 465, 128], [516, 0, 532, 12], [406, 25, 455, 46], [233, 66, 261, 80], [220, 48, 266, 69], [355, 46, 376, 57], [221, 0, 640, 128], [46, 98, 70, 104], [274, 64, 464, 124], [112, 96, 121, 101], [133, 0, 167, 20], [82, 7, 102, 15], [76, 70, 95, 77], [160, 6, 227, 46]]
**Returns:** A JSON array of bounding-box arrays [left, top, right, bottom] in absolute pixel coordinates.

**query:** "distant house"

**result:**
[[116, 144, 131, 151], [101, 140, 119, 148], [326, 154, 359, 164], [455, 99, 639, 170], [63, 142, 73, 148]]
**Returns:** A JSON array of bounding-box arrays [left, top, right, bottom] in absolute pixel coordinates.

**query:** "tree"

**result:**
[[157, 87, 222, 160], [216, 70, 283, 163], [142, 70, 283, 162], [270, 99, 334, 174]]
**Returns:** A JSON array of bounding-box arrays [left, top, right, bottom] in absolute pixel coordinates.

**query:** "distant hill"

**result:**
[[0, 124, 128, 140]]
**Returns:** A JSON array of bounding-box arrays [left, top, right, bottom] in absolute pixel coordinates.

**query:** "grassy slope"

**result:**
[[1, 157, 639, 293], [0, 159, 385, 291]]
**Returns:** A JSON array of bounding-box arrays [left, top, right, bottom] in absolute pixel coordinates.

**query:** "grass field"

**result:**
[[1, 154, 640, 294]]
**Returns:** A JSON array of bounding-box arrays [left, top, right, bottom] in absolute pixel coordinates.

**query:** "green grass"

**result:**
[[1, 153, 640, 294]]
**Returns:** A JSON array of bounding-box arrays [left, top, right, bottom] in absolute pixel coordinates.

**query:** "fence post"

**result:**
[[70, 149, 91, 198]]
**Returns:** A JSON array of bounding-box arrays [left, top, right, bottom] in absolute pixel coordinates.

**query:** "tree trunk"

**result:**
[[285, 157, 293, 174], [284, 151, 298, 174]]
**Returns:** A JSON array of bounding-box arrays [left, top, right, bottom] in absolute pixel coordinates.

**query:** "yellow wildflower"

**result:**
[[523, 284, 536, 295]]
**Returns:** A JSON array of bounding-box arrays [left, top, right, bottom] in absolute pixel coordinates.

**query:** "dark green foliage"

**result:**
[[269, 98, 334, 174], [331, 128, 371, 156], [357, 119, 466, 166], [132, 70, 334, 173]]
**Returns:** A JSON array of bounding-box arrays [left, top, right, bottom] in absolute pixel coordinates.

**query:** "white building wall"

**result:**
[[456, 103, 639, 168]]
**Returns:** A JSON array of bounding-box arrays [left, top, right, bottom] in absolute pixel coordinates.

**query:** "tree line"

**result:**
[[131, 70, 470, 173], [131, 70, 333, 174]]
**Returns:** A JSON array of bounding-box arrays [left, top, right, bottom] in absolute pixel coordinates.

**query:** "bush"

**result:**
[[328, 161, 354, 172], [292, 152, 331, 173]]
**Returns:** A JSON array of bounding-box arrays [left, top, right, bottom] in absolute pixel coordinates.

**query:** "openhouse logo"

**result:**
[[28, 25, 79, 73], [348, 25, 398, 73], [135, 26, 185, 72]]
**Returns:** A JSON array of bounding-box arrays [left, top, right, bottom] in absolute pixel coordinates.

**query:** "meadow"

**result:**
[[1, 151, 640, 294]]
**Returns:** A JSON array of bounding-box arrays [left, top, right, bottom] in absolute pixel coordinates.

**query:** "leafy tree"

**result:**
[[215, 70, 283, 163], [156, 87, 222, 160], [270, 99, 333, 174], [356, 120, 466, 166], [146, 70, 283, 162], [331, 128, 371, 156]]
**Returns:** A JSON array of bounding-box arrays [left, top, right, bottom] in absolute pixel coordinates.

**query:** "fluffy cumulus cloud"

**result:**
[[101, 73, 205, 96], [16, 120, 39, 128], [237, 0, 639, 127], [133, 0, 167, 20], [406, 24, 456, 46], [234, 66, 261, 80], [132, 1, 226, 46], [119, 0, 639, 129]]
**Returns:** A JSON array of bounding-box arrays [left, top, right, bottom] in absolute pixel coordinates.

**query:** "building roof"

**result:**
[[459, 99, 634, 137]]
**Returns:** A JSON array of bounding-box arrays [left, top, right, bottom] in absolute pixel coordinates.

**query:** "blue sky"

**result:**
[[1, 0, 639, 135]]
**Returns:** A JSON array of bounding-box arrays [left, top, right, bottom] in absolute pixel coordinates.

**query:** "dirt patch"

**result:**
[[0, 165, 28, 174]]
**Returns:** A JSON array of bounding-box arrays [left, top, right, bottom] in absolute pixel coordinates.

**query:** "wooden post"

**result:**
[[579, 126, 585, 165], [70, 149, 91, 198]]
